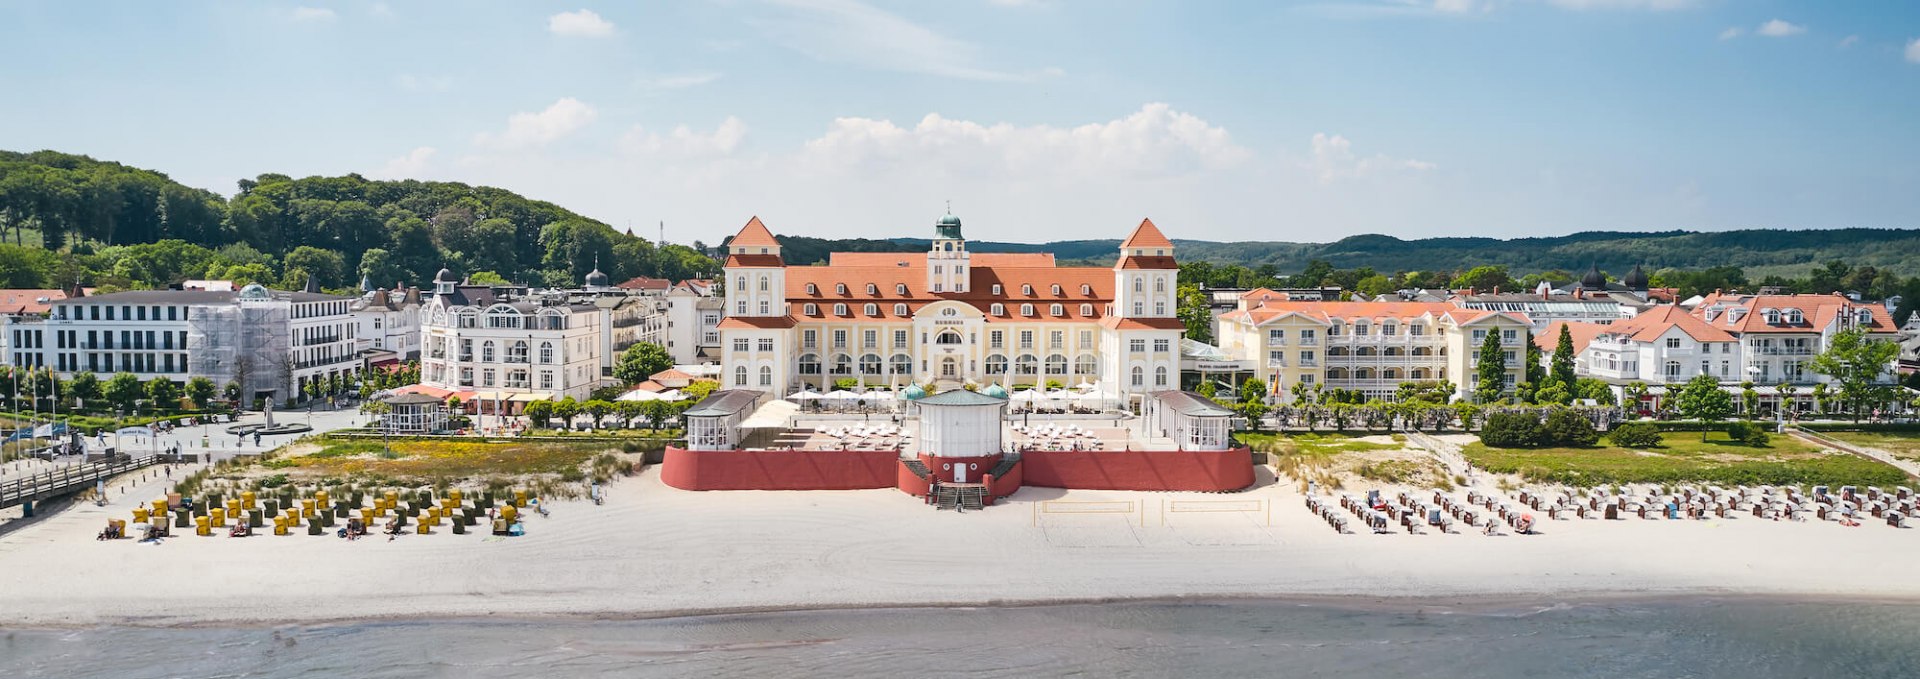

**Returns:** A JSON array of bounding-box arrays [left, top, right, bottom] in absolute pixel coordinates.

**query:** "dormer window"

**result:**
[[1021, 304, 1035, 317], [864, 303, 878, 316], [1763, 309, 1781, 325], [836, 283, 848, 295], [1857, 309, 1873, 324], [1049, 304, 1064, 316], [1080, 304, 1093, 316], [1022, 284, 1034, 296], [806, 283, 818, 295], [866, 284, 878, 295], [1051, 284, 1063, 296], [834, 303, 848, 316], [1787, 309, 1803, 324], [991, 303, 1005, 315], [804, 303, 818, 315], [894, 303, 909, 316], [1081, 284, 1092, 296], [991, 284, 1002, 295], [896, 284, 908, 296]]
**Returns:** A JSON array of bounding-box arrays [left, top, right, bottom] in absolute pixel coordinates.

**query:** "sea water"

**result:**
[[3, 597, 1918, 678]]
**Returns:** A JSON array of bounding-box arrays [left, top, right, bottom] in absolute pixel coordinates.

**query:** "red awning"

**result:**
[[393, 384, 453, 399]]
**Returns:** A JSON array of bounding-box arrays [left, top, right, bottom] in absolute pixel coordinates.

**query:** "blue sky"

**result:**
[[1, 1, 1916, 245]]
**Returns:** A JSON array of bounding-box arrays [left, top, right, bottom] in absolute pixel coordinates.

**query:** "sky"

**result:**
[[1, 1, 1917, 246]]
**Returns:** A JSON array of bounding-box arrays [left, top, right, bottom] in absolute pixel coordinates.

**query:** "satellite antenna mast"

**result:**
[[659, 220, 665, 246]]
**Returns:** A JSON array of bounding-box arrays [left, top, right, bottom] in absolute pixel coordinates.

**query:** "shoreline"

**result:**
[[5, 471, 1918, 630], [11, 590, 1920, 631]]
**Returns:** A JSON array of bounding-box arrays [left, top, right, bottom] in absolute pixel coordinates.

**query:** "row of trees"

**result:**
[[1, 152, 720, 294], [1, 366, 224, 415], [520, 394, 693, 431]]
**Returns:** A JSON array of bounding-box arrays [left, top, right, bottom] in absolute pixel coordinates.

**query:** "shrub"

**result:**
[[1480, 412, 1545, 448], [1608, 422, 1663, 448], [1726, 421, 1771, 447], [1541, 409, 1599, 447]]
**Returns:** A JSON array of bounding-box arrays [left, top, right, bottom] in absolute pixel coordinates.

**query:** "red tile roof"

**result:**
[[717, 316, 798, 329], [0, 289, 69, 315], [1118, 218, 1173, 248], [729, 216, 780, 248], [724, 254, 785, 268], [1099, 317, 1186, 330], [827, 252, 1057, 268], [781, 261, 1117, 322], [1693, 293, 1897, 334], [1114, 255, 1178, 270], [616, 276, 671, 291], [1611, 305, 1736, 343], [1533, 321, 1609, 355]]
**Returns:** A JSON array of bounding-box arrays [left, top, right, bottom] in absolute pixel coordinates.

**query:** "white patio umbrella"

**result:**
[[656, 389, 686, 402], [860, 389, 891, 401], [1073, 381, 1097, 391], [616, 389, 663, 402], [787, 389, 823, 400], [1045, 389, 1074, 401], [824, 390, 861, 400], [1011, 390, 1043, 402]]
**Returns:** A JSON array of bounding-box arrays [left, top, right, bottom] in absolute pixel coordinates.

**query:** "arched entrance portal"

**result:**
[[940, 357, 959, 379]]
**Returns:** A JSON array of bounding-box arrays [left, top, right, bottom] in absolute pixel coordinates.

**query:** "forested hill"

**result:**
[[0, 150, 717, 292]]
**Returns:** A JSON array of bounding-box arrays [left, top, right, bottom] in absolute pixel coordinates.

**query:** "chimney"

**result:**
[[1492, 285, 1500, 295]]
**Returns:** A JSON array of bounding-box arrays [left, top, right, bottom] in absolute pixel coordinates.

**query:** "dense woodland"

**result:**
[[0, 150, 718, 294], [3, 149, 1916, 327]]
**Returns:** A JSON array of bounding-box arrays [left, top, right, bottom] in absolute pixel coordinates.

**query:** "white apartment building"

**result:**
[[2, 284, 360, 405], [350, 286, 423, 360], [416, 268, 607, 403], [663, 280, 721, 365]]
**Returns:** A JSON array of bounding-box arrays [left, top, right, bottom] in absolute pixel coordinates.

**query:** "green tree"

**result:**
[[613, 342, 674, 385], [583, 399, 614, 427], [1574, 378, 1617, 406], [468, 270, 510, 285], [1739, 381, 1759, 419], [1237, 400, 1269, 431], [1194, 379, 1216, 399], [283, 245, 347, 289], [1808, 328, 1900, 421], [1550, 324, 1577, 391], [1523, 330, 1546, 395], [145, 377, 181, 411], [104, 372, 142, 413], [1354, 273, 1395, 298], [683, 379, 719, 402], [68, 371, 101, 408], [1238, 377, 1267, 405], [1674, 373, 1733, 440], [643, 399, 674, 429], [184, 376, 217, 409], [1450, 265, 1514, 293], [1175, 284, 1213, 344], [1474, 329, 1506, 403], [551, 396, 581, 427], [522, 400, 553, 428]]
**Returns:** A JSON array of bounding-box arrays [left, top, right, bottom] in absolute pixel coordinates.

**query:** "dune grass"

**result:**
[[1818, 431, 1920, 462], [1462, 431, 1908, 488]]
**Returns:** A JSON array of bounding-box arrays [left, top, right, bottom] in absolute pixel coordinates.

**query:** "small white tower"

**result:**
[[927, 207, 970, 294]]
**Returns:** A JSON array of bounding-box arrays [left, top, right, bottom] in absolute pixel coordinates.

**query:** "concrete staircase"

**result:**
[[901, 458, 931, 479], [933, 484, 987, 511]]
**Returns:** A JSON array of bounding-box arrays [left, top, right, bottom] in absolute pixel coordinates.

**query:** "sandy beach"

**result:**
[[2, 463, 1917, 628]]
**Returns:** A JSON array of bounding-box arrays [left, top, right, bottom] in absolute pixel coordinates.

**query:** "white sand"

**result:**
[[2, 467, 1917, 627]]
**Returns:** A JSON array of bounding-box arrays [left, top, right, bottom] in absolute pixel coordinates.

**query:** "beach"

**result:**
[[2, 464, 1917, 628]]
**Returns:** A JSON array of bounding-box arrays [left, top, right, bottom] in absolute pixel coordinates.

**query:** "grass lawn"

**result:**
[[1462, 431, 1909, 488], [1819, 431, 1920, 462], [1237, 431, 1406, 457], [266, 438, 612, 479]]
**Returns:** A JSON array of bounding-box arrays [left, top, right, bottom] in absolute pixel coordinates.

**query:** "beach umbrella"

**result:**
[[787, 389, 822, 400], [616, 390, 661, 402], [824, 390, 860, 400], [1073, 381, 1096, 391], [860, 389, 890, 401], [656, 389, 685, 402]]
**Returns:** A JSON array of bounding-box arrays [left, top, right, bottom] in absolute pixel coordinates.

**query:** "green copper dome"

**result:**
[[904, 384, 928, 400], [982, 383, 1009, 399], [934, 212, 963, 240]]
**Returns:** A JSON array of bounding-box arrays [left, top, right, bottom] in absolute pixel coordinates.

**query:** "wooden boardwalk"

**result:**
[[1, 455, 160, 510]]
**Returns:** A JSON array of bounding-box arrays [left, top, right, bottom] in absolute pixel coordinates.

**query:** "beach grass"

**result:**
[[1237, 432, 1405, 458], [266, 438, 612, 479], [1817, 431, 1920, 462], [1462, 431, 1909, 487]]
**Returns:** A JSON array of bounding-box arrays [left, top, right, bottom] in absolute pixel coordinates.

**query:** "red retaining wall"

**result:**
[[661, 447, 901, 491], [1019, 447, 1254, 492]]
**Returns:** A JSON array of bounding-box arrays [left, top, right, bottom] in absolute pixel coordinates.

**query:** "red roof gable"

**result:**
[[729, 216, 780, 248], [1118, 218, 1173, 249]]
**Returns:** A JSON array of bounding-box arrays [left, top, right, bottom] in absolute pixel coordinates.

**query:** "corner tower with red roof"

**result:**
[[1100, 219, 1186, 396], [718, 216, 799, 393]]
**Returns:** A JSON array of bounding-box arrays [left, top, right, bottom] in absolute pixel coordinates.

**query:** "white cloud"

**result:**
[[1837, 35, 1858, 48], [474, 98, 598, 148], [1756, 19, 1805, 38], [548, 9, 616, 37], [799, 103, 1250, 178], [620, 117, 750, 156], [1544, 0, 1696, 9], [753, 0, 1047, 81], [370, 2, 393, 18], [372, 147, 436, 179], [393, 73, 453, 93], [1433, 0, 1480, 13], [640, 72, 724, 90], [1907, 38, 1920, 64], [1718, 27, 1742, 41], [1307, 133, 1434, 183], [292, 6, 336, 23]]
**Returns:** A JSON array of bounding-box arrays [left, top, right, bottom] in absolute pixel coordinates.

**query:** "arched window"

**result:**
[[1154, 365, 1167, 386], [1080, 304, 1094, 317], [1081, 284, 1092, 296], [832, 354, 853, 375], [539, 342, 554, 364], [1045, 354, 1067, 375], [1665, 361, 1681, 379], [866, 283, 878, 295], [860, 354, 882, 374], [1328, 346, 1349, 357], [1383, 347, 1403, 356], [806, 283, 818, 295], [864, 303, 878, 316], [1411, 368, 1430, 380], [890, 353, 912, 375], [985, 354, 1009, 375], [1328, 368, 1348, 379], [734, 365, 748, 386], [896, 283, 908, 296], [1411, 346, 1432, 356], [799, 354, 821, 375], [990, 303, 1005, 315], [1075, 354, 1098, 374], [759, 366, 773, 386], [1022, 284, 1034, 296], [1051, 284, 1063, 296], [758, 276, 768, 292], [1355, 368, 1373, 379], [836, 283, 848, 295], [804, 303, 818, 315], [936, 330, 964, 345], [894, 303, 909, 316], [1021, 304, 1035, 317], [1154, 277, 1165, 293], [1356, 347, 1376, 357], [1382, 368, 1400, 380], [1787, 309, 1804, 324], [509, 340, 528, 363], [1016, 354, 1038, 375], [1130, 366, 1144, 386], [481, 341, 495, 362], [834, 303, 848, 316], [1049, 304, 1064, 316], [1763, 309, 1780, 324]]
